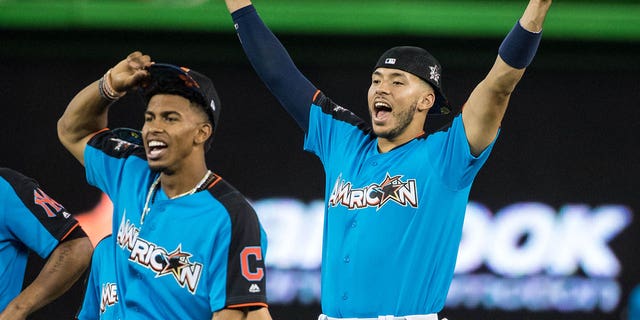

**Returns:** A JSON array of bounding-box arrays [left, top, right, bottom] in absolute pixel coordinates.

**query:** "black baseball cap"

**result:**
[[374, 46, 451, 115], [140, 63, 221, 132]]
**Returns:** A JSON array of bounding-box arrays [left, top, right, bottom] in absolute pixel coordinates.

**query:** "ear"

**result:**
[[194, 123, 213, 146], [417, 91, 436, 113]]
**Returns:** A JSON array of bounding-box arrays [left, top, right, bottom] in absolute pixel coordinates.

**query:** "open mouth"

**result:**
[[147, 140, 168, 160], [374, 101, 392, 120]]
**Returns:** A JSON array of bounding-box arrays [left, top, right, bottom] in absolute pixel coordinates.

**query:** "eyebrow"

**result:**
[[372, 70, 408, 78], [144, 110, 182, 117]]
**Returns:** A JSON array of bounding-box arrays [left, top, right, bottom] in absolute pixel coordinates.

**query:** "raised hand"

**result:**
[[109, 51, 153, 93], [520, 0, 552, 32]]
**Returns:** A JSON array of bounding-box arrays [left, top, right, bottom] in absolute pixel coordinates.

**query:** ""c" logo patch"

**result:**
[[240, 246, 264, 281]]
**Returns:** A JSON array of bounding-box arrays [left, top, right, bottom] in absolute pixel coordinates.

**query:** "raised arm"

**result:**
[[57, 52, 152, 165], [0, 236, 93, 320], [462, 0, 552, 155], [225, 0, 317, 131]]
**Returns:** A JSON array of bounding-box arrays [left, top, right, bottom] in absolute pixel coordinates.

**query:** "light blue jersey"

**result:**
[[304, 93, 496, 317], [229, 5, 502, 317], [78, 235, 121, 320], [83, 130, 268, 320], [0, 168, 79, 312]]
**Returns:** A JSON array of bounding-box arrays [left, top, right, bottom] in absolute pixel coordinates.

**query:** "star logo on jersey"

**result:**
[[375, 173, 410, 208], [158, 245, 195, 280], [329, 173, 418, 210]]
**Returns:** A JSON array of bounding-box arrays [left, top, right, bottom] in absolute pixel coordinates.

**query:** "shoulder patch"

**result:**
[[0, 167, 78, 241], [314, 92, 372, 135], [88, 129, 146, 160]]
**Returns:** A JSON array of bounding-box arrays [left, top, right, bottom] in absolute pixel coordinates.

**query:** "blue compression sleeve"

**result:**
[[498, 21, 542, 69], [232, 5, 318, 131]]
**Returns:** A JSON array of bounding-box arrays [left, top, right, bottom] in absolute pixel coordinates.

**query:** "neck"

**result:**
[[159, 164, 210, 199], [377, 130, 424, 153], [374, 112, 427, 153]]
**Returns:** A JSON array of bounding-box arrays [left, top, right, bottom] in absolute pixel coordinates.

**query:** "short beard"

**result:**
[[147, 164, 166, 173], [375, 101, 418, 140], [147, 162, 177, 175]]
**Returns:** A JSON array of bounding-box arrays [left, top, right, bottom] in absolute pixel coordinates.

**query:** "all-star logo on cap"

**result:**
[[429, 65, 441, 85], [384, 58, 397, 64]]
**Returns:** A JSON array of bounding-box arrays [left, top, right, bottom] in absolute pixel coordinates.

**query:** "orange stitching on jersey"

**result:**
[[312, 90, 321, 103], [88, 128, 110, 140], [205, 174, 222, 189], [226, 302, 268, 309], [60, 222, 80, 241]]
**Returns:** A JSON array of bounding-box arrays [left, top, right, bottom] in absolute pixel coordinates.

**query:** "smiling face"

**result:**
[[142, 94, 212, 173], [367, 68, 435, 143]]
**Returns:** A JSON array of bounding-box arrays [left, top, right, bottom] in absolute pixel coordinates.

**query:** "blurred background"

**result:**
[[1, 0, 639, 319]]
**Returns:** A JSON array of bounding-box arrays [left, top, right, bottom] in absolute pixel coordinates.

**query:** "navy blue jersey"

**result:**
[[0, 168, 80, 311], [83, 130, 268, 319], [304, 93, 496, 317], [77, 234, 121, 320]]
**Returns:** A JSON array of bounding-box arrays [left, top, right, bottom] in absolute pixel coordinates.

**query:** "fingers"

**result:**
[[108, 51, 153, 92], [130, 69, 150, 86], [126, 51, 152, 71], [126, 51, 152, 87]]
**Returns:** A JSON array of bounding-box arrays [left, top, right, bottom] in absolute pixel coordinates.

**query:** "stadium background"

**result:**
[[1, 1, 639, 319]]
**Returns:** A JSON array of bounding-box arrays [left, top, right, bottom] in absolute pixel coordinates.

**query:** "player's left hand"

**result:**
[[519, 0, 552, 33]]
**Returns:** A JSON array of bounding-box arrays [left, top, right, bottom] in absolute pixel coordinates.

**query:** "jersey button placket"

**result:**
[[341, 217, 356, 307], [147, 204, 165, 230]]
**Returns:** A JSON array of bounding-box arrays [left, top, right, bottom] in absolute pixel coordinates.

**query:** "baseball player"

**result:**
[[76, 234, 121, 320], [224, 0, 552, 319], [0, 167, 93, 320], [57, 54, 272, 319]]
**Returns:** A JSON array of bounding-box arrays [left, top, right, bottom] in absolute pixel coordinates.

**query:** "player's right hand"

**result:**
[[109, 51, 153, 93]]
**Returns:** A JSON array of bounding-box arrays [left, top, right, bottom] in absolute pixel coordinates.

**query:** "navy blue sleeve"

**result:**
[[232, 5, 318, 131]]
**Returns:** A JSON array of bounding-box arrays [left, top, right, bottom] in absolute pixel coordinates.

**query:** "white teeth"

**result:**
[[375, 102, 390, 108], [148, 141, 167, 148]]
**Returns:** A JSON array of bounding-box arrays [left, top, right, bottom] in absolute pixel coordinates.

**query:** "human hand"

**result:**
[[224, 0, 252, 13], [520, 0, 552, 32], [109, 51, 153, 93]]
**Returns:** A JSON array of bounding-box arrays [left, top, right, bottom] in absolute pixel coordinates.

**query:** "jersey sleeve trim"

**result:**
[[226, 302, 269, 309], [88, 127, 110, 140], [60, 222, 81, 241]]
